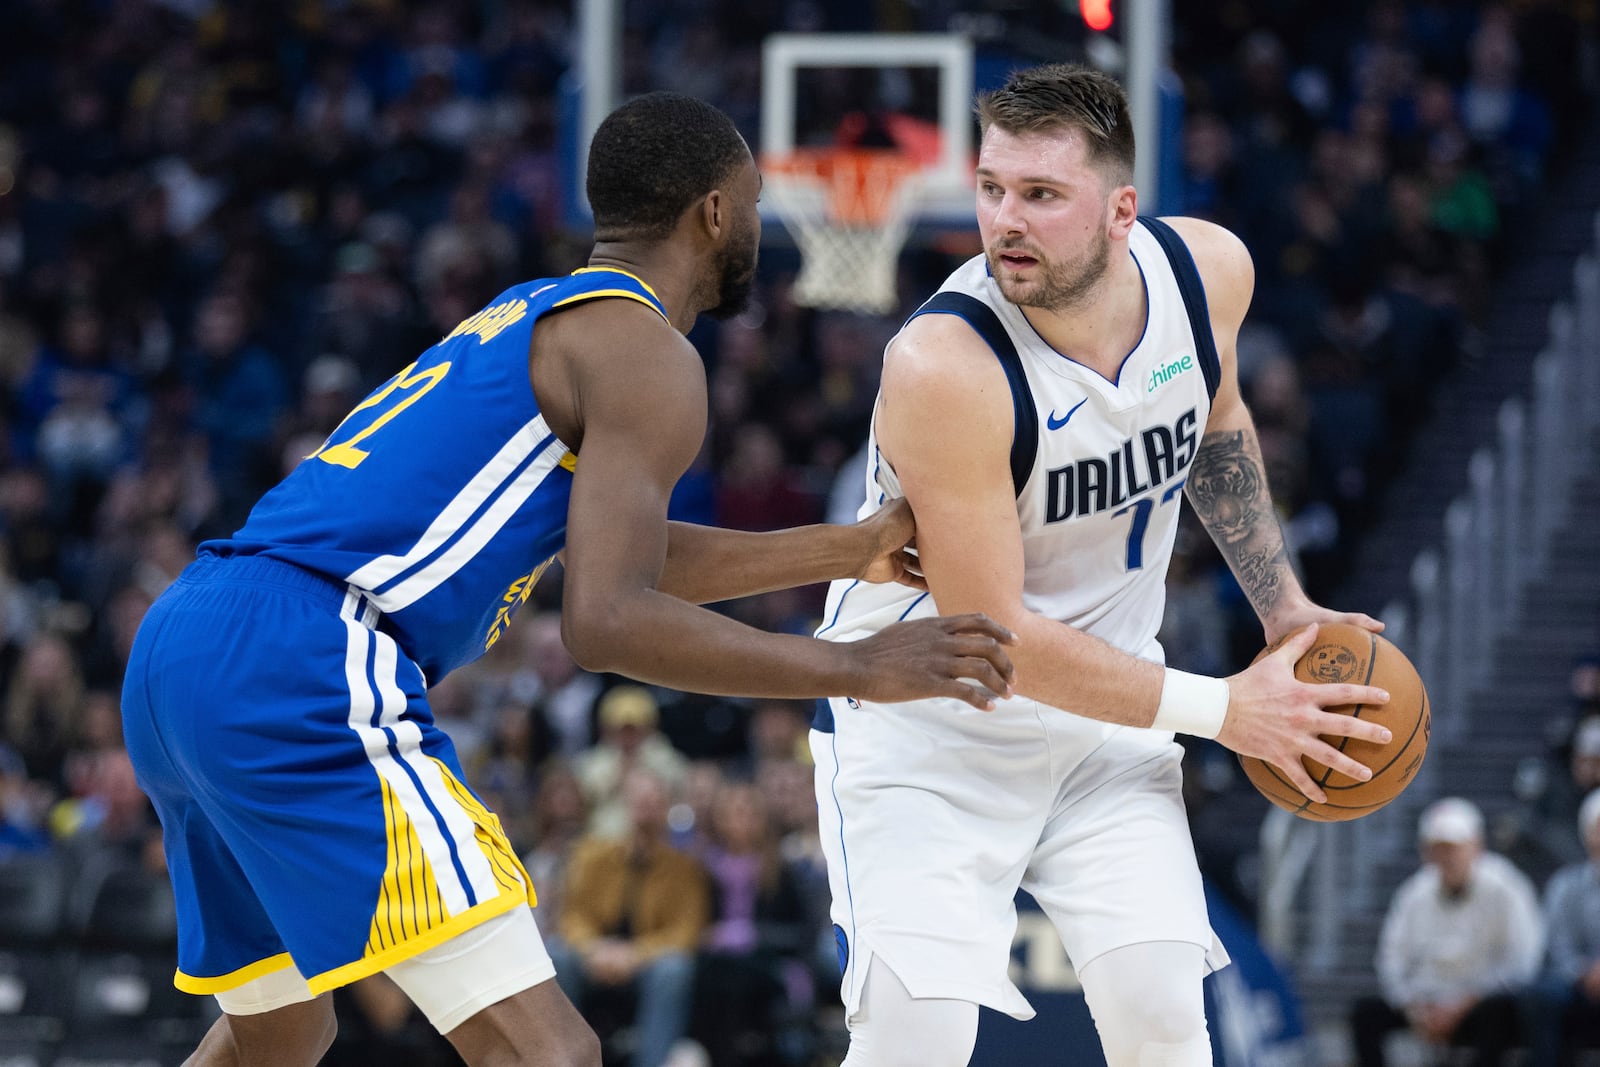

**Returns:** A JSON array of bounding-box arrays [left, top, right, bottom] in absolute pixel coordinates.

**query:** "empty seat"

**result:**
[[0, 854, 69, 948]]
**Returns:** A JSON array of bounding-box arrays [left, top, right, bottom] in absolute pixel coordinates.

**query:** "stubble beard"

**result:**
[[705, 224, 759, 321], [988, 228, 1113, 313]]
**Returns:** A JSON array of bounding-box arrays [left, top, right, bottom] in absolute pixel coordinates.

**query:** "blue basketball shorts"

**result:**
[[121, 554, 535, 998]]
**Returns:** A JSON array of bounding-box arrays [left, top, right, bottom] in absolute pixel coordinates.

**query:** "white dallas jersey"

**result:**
[[817, 217, 1220, 722]]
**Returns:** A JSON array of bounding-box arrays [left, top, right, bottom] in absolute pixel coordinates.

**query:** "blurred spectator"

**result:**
[[1525, 789, 1600, 1067], [471, 700, 540, 852], [81, 581, 154, 691], [1458, 6, 1552, 196], [552, 766, 709, 1067], [4, 630, 86, 787], [16, 302, 132, 525], [522, 761, 589, 937], [1507, 715, 1600, 887], [715, 422, 820, 533], [668, 759, 725, 854], [0, 742, 51, 855], [0, 466, 61, 587], [1158, 526, 1230, 679], [1350, 797, 1543, 1067], [276, 354, 365, 473], [415, 181, 518, 297], [424, 671, 489, 771], [575, 685, 688, 840], [692, 778, 812, 1067], [1573, 659, 1600, 721], [524, 610, 603, 760], [308, 246, 420, 395], [744, 699, 811, 773], [52, 687, 148, 847], [181, 289, 290, 520]]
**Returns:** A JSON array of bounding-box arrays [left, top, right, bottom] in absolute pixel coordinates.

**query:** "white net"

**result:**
[[763, 151, 923, 315]]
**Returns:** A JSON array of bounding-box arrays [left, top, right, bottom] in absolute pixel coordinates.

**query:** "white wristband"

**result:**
[[1151, 668, 1230, 739]]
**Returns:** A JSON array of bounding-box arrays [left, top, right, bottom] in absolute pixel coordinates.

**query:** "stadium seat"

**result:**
[[0, 854, 73, 1047], [67, 862, 204, 1049], [69, 862, 177, 954], [0, 854, 69, 947]]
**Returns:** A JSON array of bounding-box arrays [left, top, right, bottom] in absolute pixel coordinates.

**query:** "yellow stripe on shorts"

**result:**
[[369, 774, 448, 953], [433, 759, 537, 906], [365, 761, 536, 959]]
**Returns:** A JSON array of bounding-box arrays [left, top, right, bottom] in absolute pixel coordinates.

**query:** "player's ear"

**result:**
[[699, 188, 725, 240], [1108, 182, 1137, 238]]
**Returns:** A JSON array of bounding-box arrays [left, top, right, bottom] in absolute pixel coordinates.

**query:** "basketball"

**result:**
[[1238, 622, 1431, 822]]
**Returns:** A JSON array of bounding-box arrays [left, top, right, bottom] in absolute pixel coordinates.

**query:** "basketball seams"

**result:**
[[1323, 640, 1429, 789], [1316, 630, 1379, 789], [1239, 624, 1430, 822]]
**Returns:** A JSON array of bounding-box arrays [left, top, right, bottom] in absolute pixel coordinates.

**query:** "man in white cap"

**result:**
[[1349, 796, 1544, 1067]]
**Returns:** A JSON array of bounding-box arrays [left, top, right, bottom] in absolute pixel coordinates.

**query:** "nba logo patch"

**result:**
[[846, 697, 861, 710]]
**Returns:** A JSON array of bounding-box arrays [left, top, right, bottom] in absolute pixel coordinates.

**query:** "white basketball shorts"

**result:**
[[812, 694, 1230, 1020]]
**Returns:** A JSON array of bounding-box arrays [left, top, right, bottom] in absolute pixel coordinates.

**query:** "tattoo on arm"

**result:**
[[1186, 428, 1294, 619]]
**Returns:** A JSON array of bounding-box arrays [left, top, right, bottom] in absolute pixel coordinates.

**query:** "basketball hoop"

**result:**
[[762, 149, 923, 315]]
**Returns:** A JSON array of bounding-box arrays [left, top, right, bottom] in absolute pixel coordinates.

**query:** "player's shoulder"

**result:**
[[545, 281, 692, 359], [1152, 216, 1254, 327], [1153, 217, 1252, 284], [885, 307, 1009, 400]]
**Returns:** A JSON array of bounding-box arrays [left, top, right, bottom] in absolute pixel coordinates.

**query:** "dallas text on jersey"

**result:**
[[1043, 407, 1198, 523]]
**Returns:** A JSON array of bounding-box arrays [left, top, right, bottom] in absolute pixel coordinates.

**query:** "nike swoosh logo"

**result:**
[[1046, 397, 1088, 430]]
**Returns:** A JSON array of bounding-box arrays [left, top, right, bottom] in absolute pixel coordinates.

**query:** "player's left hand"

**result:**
[[853, 498, 928, 590], [1262, 598, 1383, 646]]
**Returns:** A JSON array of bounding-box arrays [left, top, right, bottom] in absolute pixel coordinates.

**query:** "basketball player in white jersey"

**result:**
[[812, 65, 1395, 1067]]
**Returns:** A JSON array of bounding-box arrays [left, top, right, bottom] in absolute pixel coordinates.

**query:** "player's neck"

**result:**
[[587, 244, 701, 333], [1021, 248, 1147, 379]]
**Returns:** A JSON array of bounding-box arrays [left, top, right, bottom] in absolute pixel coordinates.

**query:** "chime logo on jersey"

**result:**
[[1043, 407, 1198, 523], [1147, 353, 1195, 394]]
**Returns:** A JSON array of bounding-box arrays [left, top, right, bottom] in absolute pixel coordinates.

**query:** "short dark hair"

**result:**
[[976, 64, 1135, 184], [586, 92, 750, 241]]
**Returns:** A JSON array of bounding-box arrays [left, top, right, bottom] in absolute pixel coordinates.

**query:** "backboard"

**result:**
[[759, 33, 976, 231]]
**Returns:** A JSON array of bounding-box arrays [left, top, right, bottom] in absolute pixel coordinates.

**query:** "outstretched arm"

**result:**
[[655, 499, 923, 605], [546, 300, 1011, 708]]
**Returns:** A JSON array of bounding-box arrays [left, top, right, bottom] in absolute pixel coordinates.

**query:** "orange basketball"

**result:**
[[1238, 622, 1430, 822]]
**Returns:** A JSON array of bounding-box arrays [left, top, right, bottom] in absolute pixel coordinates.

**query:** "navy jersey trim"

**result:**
[[813, 697, 834, 732], [1137, 217, 1221, 402], [908, 293, 1038, 496]]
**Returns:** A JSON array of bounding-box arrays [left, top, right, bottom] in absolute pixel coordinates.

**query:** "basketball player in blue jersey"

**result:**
[[120, 92, 1016, 1067], [812, 66, 1397, 1067]]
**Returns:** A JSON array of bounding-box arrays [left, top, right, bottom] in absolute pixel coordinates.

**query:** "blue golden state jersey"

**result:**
[[207, 268, 668, 681]]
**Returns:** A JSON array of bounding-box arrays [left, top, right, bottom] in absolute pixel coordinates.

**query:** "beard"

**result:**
[[987, 226, 1112, 312], [704, 221, 759, 320]]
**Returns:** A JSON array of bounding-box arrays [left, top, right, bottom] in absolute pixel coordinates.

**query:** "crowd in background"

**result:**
[[0, 0, 1593, 1064]]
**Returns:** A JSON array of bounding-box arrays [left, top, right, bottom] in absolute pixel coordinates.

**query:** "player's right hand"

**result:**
[[849, 613, 1017, 710], [1216, 623, 1392, 804]]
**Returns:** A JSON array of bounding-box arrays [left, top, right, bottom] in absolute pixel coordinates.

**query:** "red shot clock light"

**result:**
[[1079, 0, 1113, 31]]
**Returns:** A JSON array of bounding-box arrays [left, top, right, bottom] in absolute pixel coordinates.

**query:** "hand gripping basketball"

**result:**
[[1233, 622, 1431, 820], [1216, 623, 1402, 811]]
